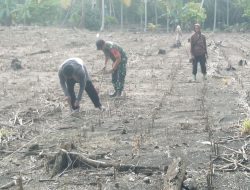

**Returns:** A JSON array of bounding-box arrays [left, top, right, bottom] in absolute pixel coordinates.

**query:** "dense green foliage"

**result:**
[[0, 0, 249, 31], [84, 6, 101, 30], [180, 2, 206, 31]]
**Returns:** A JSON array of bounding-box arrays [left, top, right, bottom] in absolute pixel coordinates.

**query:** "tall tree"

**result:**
[[159, 0, 184, 32], [213, 0, 217, 32], [200, 0, 204, 8], [226, 0, 229, 25], [120, 0, 123, 30], [180, 2, 206, 30], [154, 0, 158, 25], [144, 0, 147, 32], [100, 0, 104, 31]]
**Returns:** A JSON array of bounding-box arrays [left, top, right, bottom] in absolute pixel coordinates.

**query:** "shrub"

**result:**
[[105, 16, 118, 27], [84, 7, 100, 31], [148, 23, 157, 31], [241, 119, 250, 134]]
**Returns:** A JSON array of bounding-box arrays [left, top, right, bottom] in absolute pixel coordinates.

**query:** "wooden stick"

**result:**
[[1, 135, 40, 161], [220, 145, 242, 154], [28, 50, 50, 56], [39, 179, 56, 182], [0, 180, 16, 189]]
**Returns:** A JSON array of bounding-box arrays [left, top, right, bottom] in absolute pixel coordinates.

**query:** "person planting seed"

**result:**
[[58, 58, 105, 112], [96, 39, 127, 97]]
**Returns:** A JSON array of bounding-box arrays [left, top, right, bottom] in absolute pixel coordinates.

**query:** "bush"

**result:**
[[241, 119, 250, 134], [147, 23, 158, 31], [84, 7, 101, 31], [105, 16, 118, 27]]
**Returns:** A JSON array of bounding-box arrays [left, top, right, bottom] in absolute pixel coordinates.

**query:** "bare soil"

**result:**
[[0, 26, 250, 190]]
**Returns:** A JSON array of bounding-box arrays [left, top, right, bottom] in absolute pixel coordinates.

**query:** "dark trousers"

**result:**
[[112, 59, 126, 92], [66, 79, 101, 110], [192, 55, 207, 75]]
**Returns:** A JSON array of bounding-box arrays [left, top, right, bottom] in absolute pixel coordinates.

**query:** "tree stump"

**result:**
[[11, 58, 22, 70], [163, 157, 186, 190], [158, 49, 166, 54]]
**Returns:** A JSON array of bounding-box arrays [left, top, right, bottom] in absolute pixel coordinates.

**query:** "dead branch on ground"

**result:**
[[48, 149, 166, 178], [28, 50, 50, 56]]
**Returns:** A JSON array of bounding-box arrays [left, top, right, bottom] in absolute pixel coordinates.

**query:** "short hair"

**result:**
[[96, 39, 105, 50], [63, 64, 74, 77]]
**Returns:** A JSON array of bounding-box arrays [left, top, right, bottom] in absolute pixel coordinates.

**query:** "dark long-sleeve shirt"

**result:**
[[190, 32, 207, 57], [58, 58, 90, 101]]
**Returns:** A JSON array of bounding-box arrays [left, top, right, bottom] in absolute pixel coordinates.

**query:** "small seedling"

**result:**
[[241, 119, 250, 134]]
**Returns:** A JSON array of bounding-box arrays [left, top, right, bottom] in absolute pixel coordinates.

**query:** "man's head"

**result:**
[[63, 64, 74, 77], [96, 39, 105, 50], [194, 23, 201, 33]]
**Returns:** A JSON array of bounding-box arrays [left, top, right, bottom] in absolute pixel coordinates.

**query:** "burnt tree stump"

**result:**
[[164, 157, 186, 190]]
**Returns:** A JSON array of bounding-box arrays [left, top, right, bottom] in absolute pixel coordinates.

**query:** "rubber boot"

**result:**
[[203, 74, 207, 80], [193, 74, 196, 81], [116, 91, 122, 97], [109, 91, 117, 97], [98, 105, 106, 111]]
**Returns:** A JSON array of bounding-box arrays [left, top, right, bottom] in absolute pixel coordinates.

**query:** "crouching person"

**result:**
[[58, 58, 105, 112]]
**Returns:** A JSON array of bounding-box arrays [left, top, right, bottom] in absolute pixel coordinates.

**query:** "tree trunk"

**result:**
[[140, 14, 143, 31], [213, 0, 217, 32], [200, 0, 204, 8], [111, 0, 115, 18], [163, 157, 186, 190], [92, 0, 96, 9], [144, 0, 147, 32], [79, 0, 84, 27], [226, 0, 229, 25], [154, 0, 158, 25], [167, 15, 169, 33], [120, 1, 123, 31], [100, 0, 105, 31], [109, 0, 112, 16]]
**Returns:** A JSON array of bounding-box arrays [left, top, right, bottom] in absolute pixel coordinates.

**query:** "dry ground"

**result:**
[[0, 26, 250, 190]]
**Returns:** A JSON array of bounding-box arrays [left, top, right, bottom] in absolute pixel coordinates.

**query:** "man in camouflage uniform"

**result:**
[[96, 39, 127, 97]]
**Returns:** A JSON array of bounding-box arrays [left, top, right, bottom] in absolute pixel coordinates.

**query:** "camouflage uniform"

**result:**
[[103, 42, 127, 93]]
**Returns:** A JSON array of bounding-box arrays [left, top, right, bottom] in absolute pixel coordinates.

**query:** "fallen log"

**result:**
[[0, 176, 23, 190], [49, 149, 167, 178], [164, 157, 186, 190], [0, 181, 16, 189]]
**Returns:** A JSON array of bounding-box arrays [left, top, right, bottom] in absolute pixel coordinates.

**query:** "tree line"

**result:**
[[0, 0, 250, 32]]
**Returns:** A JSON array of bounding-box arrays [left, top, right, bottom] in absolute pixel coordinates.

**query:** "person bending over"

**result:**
[[58, 58, 104, 112]]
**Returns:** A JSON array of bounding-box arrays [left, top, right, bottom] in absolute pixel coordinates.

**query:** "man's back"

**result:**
[[59, 58, 90, 82]]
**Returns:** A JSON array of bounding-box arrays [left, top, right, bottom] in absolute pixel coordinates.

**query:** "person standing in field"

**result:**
[[190, 23, 208, 81], [96, 39, 127, 97], [175, 25, 182, 48], [58, 58, 105, 112]]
